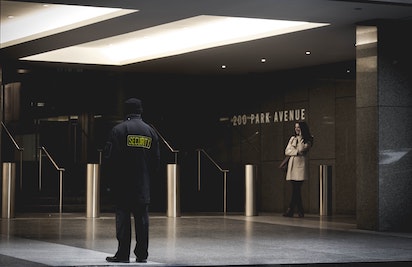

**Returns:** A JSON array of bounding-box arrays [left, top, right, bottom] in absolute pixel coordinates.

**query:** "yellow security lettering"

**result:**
[[127, 135, 152, 148]]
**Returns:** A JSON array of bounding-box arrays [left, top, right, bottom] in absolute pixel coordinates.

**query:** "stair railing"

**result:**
[[150, 124, 179, 164], [38, 146, 65, 213], [1, 121, 24, 190], [197, 148, 229, 214]]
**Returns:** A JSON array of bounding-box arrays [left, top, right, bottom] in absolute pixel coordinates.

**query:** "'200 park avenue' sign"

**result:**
[[231, 108, 306, 126]]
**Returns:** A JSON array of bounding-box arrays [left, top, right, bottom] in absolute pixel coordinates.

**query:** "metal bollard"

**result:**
[[245, 164, 257, 216], [2, 162, 16, 219], [86, 164, 100, 218], [319, 165, 332, 216], [167, 164, 180, 217]]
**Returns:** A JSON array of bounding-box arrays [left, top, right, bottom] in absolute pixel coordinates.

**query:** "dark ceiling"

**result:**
[[1, 0, 412, 75]]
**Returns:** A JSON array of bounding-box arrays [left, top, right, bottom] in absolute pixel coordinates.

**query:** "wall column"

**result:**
[[356, 21, 412, 231], [0, 65, 3, 166]]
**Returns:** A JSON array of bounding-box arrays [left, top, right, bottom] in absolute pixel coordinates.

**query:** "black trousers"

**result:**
[[115, 203, 149, 260], [288, 181, 304, 213]]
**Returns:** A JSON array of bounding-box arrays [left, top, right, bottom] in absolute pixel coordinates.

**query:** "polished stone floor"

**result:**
[[1, 212, 412, 267]]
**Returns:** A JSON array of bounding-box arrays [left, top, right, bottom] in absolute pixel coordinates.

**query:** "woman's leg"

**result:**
[[285, 181, 304, 217], [283, 181, 295, 217], [292, 181, 304, 217]]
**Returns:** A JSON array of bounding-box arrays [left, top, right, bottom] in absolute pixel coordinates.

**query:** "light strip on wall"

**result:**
[[21, 15, 329, 65], [0, 1, 137, 48]]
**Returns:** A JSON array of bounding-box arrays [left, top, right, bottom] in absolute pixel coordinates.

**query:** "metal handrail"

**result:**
[[1, 121, 24, 190], [38, 146, 65, 213], [196, 148, 229, 214], [98, 149, 103, 165], [150, 124, 179, 164]]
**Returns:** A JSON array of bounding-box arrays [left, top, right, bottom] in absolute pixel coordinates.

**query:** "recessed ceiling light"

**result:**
[[0, 1, 137, 48], [305, 51, 311, 55], [17, 69, 30, 74], [20, 15, 329, 65], [261, 58, 266, 63]]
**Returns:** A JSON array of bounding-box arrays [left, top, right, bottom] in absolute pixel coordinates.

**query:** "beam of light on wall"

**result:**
[[20, 15, 329, 65], [355, 26, 377, 47], [379, 148, 411, 165], [0, 1, 137, 48]]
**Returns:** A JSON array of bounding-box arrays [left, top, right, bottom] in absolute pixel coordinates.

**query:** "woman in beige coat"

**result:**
[[283, 121, 313, 218]]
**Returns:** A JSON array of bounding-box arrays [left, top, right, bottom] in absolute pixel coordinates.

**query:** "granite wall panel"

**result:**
[[356, 107, 379, 230], [377, 27, 412, 230], [336, 96, 356, 214], [308, 83, 336, 160]]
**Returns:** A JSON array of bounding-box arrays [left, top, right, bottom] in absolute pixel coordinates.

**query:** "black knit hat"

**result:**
[[124, 98, 143, 114]]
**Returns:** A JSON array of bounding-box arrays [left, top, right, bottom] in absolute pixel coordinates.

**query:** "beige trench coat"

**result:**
[[285, 136, 311, 181]]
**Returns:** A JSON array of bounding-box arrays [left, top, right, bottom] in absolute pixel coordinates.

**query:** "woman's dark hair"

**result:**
[[296, 121, 314, 145]]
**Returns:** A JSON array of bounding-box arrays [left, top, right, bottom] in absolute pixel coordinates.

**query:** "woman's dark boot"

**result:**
[[283, 208, 293, 217], [297, 208, 304, 218]]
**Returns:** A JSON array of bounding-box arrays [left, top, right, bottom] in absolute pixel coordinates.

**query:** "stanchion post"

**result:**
[[245, 164, 257, 216], [167, 164, 180, 217], [319, 165, 332, 216], [2, 162, 16, 219], [86, 163, 100, 218]]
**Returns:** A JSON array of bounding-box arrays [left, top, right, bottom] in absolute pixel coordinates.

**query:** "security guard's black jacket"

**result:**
[[104, 113, 160, 206]]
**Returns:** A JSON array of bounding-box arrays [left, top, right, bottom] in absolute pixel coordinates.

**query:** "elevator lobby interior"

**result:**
[[1, 1, 412, 267]]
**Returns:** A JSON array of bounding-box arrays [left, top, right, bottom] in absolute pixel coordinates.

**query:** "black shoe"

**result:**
[[106, 256, 129, 263], [136, 258, 147, 263]]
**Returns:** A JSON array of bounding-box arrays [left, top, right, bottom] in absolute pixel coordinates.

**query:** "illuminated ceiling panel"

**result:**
[[0, 1, 137, 48], [21, 15, 329, 65]]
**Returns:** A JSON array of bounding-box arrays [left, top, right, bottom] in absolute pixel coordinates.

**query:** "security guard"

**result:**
[[104, 98, 160, 263]]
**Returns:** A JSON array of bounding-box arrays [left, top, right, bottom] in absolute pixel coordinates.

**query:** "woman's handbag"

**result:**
[[279, 156, 290, 171]]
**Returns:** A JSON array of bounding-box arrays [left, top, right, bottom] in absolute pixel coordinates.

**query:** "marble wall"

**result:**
[[356, 21, 412, 231], [356, 25, 379, 230]]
